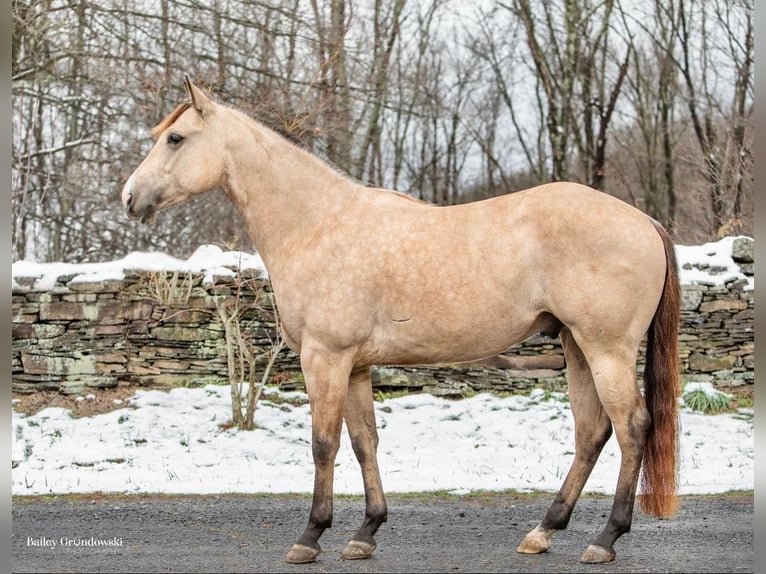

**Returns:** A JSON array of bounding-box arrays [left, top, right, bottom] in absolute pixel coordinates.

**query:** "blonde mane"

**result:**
[[150, 99, 426, 204]]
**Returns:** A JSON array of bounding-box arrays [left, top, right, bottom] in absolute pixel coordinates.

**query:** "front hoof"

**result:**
[[341, 539, 376, 560], [286, 543, 321, 564], [580, 544, 616, 564]]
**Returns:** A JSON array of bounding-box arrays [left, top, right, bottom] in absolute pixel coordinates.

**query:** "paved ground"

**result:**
[[12, 491, 753, 573]]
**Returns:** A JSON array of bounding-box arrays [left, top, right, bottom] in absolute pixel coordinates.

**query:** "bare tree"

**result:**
[[387, 0, 444, 195], [310, 0, 353, 172], [613, 0, 680, 231], [503, 0, 631, 190], [12, 0, 320, 262], [674, 0, 753, 236], [354, 0, 408, 184], [467, 5, 536, 193], [11, 0, 754, 265]]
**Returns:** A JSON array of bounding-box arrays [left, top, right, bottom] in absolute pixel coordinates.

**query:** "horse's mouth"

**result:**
[[139, 205, 157, 224], [127, 204, 157, 225]]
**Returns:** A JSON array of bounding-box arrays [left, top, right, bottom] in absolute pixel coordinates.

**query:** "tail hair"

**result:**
[[639, 221, 682, 518]]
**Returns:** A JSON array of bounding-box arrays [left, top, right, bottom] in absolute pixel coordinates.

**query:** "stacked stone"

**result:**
[[12, 239, 754, 397], [12, 270, 299, 396], [676, 236, 754, 390]]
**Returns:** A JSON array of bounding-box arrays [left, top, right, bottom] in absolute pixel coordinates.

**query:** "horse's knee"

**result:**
[[312, 433, 340, 465]]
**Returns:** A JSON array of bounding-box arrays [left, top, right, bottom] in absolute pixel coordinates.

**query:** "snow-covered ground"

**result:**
[[11, 384, 753, 496], [11, 236, 754, 496]]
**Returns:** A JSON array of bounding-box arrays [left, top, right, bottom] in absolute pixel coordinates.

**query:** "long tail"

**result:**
[[639, 221, 682, 518]]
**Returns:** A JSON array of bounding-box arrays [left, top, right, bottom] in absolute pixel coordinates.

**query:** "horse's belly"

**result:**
[[360, 308, 547, 367]]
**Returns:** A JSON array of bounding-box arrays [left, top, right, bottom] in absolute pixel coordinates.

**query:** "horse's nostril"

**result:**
[[124, 192, 135, 213], [122, 175, 136, 210]]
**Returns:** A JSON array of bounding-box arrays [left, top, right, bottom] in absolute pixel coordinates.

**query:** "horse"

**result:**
[[121, 76, 681, 565]]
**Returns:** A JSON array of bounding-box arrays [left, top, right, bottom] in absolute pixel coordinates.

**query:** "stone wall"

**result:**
[[12, 262, 753, 398]]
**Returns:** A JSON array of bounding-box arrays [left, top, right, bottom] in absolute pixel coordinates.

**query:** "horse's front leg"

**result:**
[[340, 368, 387, 560], [285, 347, 353, 564]]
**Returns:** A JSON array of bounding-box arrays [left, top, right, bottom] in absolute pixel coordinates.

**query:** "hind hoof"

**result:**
[[341, 539, 376, 560], [580, 544, 616, 564], [517, 525, 553, 554], [516, 537, 551, 554], [286, 543, 321, 564]]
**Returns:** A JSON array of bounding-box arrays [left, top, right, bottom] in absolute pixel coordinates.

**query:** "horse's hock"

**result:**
[[12, 242, 754, 398]]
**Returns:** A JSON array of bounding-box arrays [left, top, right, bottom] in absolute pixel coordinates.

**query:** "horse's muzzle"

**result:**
[[122, 176, 157, 224]]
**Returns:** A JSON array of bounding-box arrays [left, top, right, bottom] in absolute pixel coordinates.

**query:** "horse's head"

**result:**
[[122, 76, 227, 223]]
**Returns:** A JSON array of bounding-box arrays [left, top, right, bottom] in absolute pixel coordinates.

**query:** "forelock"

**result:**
[[150, 102, 192, 140]]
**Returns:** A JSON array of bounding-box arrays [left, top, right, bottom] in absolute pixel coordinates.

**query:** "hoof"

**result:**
[[341, 539, 376, 560], [285, 543, 321, 564], [516, 525, 553, 555], [580, 544, 616, 564]]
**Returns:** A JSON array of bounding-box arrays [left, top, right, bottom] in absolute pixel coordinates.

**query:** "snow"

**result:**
[[11, 236, 753, 292], [675, 235, 753, 290], [11, 236, 754, 496], [11, 244, 268, 290], [11, 385, 753, 496]]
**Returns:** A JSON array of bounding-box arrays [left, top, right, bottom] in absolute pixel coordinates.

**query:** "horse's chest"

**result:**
[[273, 288, 376, 355]]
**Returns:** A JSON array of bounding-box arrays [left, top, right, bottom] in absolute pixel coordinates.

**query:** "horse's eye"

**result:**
[[167, 133, 184, 145]]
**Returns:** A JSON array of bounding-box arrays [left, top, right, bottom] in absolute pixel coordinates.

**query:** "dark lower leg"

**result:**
[[352, 497, 387, 545], [542, 329, 612, 532], [585, 407, 650, 559], [286, 444, 340, 563], [344, 370, 387, 549], [287, 349, 352, 563], [294, 435, 340, 550], [591, 501, 634, 551]]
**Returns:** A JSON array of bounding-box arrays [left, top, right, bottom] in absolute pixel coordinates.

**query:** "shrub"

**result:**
[[682, 383, 732, 414]]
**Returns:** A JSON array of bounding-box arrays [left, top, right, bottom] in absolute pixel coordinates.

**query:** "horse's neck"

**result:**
[[222, 117, 361, 273]]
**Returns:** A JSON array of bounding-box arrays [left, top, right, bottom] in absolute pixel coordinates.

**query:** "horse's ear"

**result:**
[[183, 74, 212, 115]]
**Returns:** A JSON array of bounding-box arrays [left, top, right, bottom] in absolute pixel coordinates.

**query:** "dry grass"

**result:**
[[12, 384, 141, 418]]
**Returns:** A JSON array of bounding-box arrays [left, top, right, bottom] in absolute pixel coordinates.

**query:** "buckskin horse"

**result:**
[[121, 76, 680, 565]]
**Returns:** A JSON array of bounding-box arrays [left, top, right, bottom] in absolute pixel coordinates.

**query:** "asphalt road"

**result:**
[[12, 492, 753, 573]]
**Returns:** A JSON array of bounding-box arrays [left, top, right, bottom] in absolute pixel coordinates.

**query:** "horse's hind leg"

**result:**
[[518, 328, 613, 555], [340, 368, 387, 560], [578, 350, 651, 564]]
